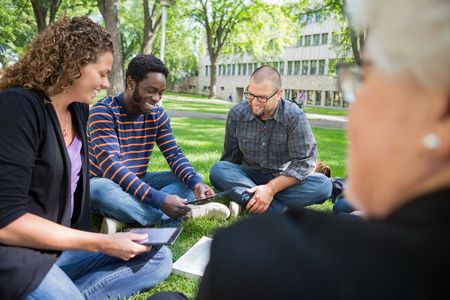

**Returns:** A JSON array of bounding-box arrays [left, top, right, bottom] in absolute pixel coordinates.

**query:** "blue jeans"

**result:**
[[333, 197, 355, 214], [27, 246, 172, 300], [91, 171, 195, 226], [210, 161, 332, 212]]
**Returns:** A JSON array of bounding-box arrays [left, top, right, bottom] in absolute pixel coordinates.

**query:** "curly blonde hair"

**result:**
[[0, 15, 113, 99]]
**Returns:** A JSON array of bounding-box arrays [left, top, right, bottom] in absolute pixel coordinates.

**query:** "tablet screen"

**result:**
[[128, 227, 183, 245], [186, 190, 231, 205]]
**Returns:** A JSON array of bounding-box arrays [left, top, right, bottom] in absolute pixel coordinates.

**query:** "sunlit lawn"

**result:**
[[93, 91, 347, 116], [92, 116, 348, 299]]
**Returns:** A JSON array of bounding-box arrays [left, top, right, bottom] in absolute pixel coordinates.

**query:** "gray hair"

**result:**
[[349, 0, 450, 90]]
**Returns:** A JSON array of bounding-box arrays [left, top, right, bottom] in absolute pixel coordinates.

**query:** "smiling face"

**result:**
[[247, 78, 281, 121], [65, 51, 113, 104], [125, 72, 166, 115]]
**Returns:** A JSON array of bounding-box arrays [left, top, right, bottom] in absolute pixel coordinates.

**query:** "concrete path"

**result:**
[[166, 110, 348, 130]]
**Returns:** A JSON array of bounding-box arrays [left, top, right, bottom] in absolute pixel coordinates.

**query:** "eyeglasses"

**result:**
[[337, 62, 363, 104], [244, 90, 279, 103]]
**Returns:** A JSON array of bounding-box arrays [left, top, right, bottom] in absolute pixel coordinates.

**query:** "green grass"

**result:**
[[160, 99, 232, 114], [303, 106, 348, 116], [164, 91, 214, 101], [92, 117, 348, 299], [93, 91, 347, 117]]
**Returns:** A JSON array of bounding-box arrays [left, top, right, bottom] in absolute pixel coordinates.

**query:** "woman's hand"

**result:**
[[99, 232, 152, 261]]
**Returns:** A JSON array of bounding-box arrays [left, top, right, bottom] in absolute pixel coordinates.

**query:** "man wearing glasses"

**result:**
[[209, 66, 332, 216]]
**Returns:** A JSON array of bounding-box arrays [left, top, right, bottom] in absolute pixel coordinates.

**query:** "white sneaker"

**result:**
[[100, 217, 126, 234], [187, 202, 230, 220], [229, 201, 243, 218]]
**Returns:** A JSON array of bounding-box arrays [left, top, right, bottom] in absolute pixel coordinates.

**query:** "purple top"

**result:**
[[67, 134, 82, 218]]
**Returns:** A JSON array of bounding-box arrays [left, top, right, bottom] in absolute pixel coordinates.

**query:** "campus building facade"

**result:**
[[197, 13, 350, 109]]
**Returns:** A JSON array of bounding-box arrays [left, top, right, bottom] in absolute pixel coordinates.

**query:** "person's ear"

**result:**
[[277, 89, 283, 100], [126, 76, 134, 90], [428, 90, 450, 158]]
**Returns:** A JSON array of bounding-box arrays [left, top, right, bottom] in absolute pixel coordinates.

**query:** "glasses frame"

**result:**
[[244, 89, 279, 103], [336, 62, 363, 104]]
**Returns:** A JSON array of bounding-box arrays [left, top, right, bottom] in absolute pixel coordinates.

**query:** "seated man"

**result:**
[[88, 55, 229, 233], [210, 66, 332, 216]]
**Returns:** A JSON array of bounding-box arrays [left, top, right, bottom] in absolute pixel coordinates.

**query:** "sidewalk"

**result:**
[[165, 110, 347, 130]]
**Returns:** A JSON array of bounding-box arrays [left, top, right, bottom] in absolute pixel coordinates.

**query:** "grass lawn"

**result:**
[[91, 116, 348, 299], [93, 91, 347, 116]]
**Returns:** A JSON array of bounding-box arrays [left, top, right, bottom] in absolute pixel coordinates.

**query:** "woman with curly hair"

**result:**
[[0, 16, 172, 300]]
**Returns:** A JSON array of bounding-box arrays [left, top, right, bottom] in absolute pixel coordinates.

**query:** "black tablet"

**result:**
[[186, 190, 231, 205], [127, 227, 183, 245]]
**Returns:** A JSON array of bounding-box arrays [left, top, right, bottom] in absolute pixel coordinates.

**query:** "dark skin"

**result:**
[[123, 72, 214, 219]]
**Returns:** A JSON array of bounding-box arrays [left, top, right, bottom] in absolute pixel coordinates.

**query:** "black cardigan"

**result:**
[[0, 87, 91, 299], [197, 188, 450, 300]]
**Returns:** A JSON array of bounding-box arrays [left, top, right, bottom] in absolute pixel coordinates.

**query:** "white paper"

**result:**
[[172, 236, 213, 279]]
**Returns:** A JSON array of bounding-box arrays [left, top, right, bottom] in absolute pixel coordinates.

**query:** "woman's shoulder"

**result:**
[[0, 87, 47, 113]]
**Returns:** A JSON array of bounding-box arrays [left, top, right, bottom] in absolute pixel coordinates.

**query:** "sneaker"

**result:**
[[100, 217, 126, 234], [228, 201, 243, 218], [187, 202, 230, 220]]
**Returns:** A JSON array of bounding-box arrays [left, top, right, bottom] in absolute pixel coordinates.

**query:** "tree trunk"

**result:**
[[209, 54, 217, 99], [99, 0, 124, 95], [31, 0, 48, 33], [141, 0, 162, 54], [31, 0, 62, 33], [349, 26, 361, 65]]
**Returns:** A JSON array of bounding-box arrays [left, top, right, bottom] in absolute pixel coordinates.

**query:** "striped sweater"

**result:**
[[88, 93, 202, 209]]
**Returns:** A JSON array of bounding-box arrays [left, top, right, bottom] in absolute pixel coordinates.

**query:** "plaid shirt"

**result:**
[[221, 98, 317, 182]]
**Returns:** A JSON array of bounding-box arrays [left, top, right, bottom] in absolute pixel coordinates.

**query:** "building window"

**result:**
[[218, 65, 221, 76], [307, 13, 314, 23], [296, 36, 303, 47], [325, 91, 332, 106], [205, 66, 209, 76], [313, 34, 320, 45], [248, 63, 253, 75], [333, 91, 342, 107], [304, 35, 311, 46], [328, 59, 338, 76], [318, 60, 325, 75], [222, 64, 227, 76], [332, 32, 340, 44], [321, 33, 328, 44], [302, 61, 309, 75], [288, 61, 293, 75], [300, 14, 307, 23], [221, 86, 225, 91], [307, 90, 314, 105], [243, 64, 247, 76], [279, 61, 285, 75], [315, 91, 322, 106], [310, 60, 317, 75], [238, 64, 241, 76], [272, 61, 278, 70], [227, 64, 231, 76], [232, 64, 236, 76], [254, 63, 258, 71], [294, 61, 301, 75], [316, 12, 323, 22]]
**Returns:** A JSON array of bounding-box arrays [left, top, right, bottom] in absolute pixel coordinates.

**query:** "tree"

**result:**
[[99, 0, 124, 95], [0, 0, 36, 66], [299, 0, 365, 65], [186, 0, 296, 98], [142, 0, 162, 54], [30, 0, 62, 33]]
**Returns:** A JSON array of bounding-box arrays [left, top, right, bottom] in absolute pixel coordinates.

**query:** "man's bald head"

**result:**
[[249, 66, 281, 91]]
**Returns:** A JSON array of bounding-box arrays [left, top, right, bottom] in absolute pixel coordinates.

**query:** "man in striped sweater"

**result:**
[[88, 55, 229, 234]]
